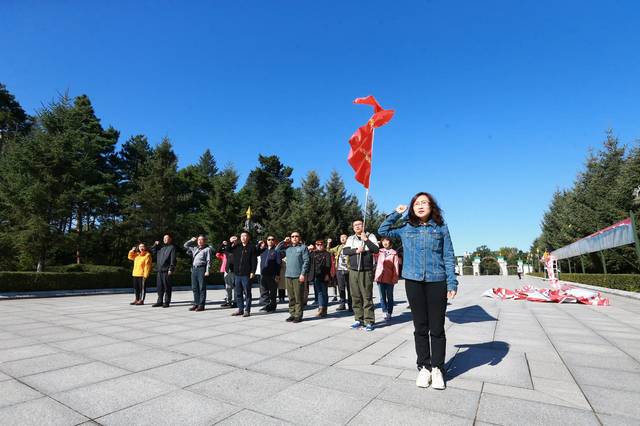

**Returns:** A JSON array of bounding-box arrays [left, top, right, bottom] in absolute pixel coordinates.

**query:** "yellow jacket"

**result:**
[[128, 250, 152, 278]]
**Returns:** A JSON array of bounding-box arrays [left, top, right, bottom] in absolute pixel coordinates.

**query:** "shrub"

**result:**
[[527, 272, 640, 292], [0, 271, 225, 292]]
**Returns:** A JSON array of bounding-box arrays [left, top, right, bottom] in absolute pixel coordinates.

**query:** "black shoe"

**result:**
[[286, 316, 295, 322], [332, 296, 338, 302], [152, 302, 163, 307], [189, 305, 197, 311], [259, 306, 268, 312], [220, 302, 231, 308], [162, 304, 170, 308], [348, 308, 354, 313], [292, 317, 302, 323], [242, 312, 250, 317], [336, 304, 346, 311]]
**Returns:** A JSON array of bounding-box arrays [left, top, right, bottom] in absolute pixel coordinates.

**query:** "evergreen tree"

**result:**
[[239, 154, 293, 226], [0, 83, 32, 151], [124, 137, 179, 242], [203, 165, 240, 244], [292, 171, 327, 242]]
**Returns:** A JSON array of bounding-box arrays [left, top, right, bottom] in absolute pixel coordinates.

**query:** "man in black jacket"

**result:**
[[258, 235, 282, 313], [343, 220, 379, 331], [226, 231, 258, 317], [151, 234, 177, 308]]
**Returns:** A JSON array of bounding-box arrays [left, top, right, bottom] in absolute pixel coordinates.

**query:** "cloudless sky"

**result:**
[[3, 0, 640, 254]]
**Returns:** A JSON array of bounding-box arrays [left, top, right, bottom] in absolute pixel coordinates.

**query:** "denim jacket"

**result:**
[[378, 211, 458, 291]]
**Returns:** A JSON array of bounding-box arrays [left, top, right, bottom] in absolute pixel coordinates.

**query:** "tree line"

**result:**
[[0, 83, 388, 271], [532, 130, 640, 274]]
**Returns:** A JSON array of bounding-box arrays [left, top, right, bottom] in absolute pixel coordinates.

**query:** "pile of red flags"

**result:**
[[348, 96, 394, 188], [483, 285, 610, 306]]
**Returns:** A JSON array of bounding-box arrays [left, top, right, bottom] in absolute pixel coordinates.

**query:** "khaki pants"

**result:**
[[349, 270, 375, 325], [286, 277, 305, 319]]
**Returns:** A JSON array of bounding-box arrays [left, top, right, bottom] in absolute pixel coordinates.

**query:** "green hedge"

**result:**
[[0, 271, 225, 292], [527, 272, 640, 292]]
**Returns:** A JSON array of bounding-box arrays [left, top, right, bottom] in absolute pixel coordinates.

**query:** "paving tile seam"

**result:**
[[472, 382, 485, 424], [212, 408, 292, 425], [92, 388, 244, 424], [375, 393, 479, 422], [529, 307, 604, 425]]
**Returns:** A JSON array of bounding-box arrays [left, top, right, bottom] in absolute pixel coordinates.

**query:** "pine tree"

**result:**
[[291, 171, 327, 242], [203, 165, 241, 244], [0, 83, 32, 151], [125, 137, 179, 242]]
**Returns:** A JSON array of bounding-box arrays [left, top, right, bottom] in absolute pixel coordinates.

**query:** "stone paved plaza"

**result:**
[[1, 275, 640, 425]]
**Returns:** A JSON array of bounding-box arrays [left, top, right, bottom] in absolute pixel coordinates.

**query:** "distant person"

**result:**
[[517, 264, 523, 280], [328, 234, 352, 312], [226, 232, 258, 317], [375, 237, 401, 321], [343, 219, 379, 331], [309, 239, 332, 317], [127, 243, 152, 305], [151, 234, 176, 308], [184, 235, 212, 312], [378, 192, 458, 391], [276, 232, 310, 323], [258, 236, 282, 313]]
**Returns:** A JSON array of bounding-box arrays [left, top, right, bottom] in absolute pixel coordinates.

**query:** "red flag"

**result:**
[[348, 124, 373, 188], [354, 95, 384, 113], [348, 95, 394, 188]]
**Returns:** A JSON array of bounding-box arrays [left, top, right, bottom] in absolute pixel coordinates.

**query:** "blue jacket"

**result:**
[[378, 211, 458, 291], [259, 246, 281, 276]]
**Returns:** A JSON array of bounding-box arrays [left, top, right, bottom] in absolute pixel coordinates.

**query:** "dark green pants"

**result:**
[[286, 277, 305, 319], [349, 270, 375, 324]]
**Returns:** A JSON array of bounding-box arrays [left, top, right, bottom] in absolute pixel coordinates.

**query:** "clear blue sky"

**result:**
[[4, 0, 640, 254]]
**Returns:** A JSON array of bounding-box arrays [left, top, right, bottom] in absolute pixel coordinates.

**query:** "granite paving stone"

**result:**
[[96, 389, 239, 426], [53, 373, 177, 419], [0, 397, 89, 426], [0, 379, 43, 408], [186, 368, 295, 407], [21, 361, 130, 394]]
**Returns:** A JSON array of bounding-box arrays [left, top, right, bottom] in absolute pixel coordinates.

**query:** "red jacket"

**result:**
[[374, 248, 400, 284]]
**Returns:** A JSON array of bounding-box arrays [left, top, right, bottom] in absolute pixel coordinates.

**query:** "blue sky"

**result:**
[[3, 0, 640, 254]]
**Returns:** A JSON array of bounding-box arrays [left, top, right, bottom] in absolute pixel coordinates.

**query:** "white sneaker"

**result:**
[[416, 366, 431, 388], [431, 367, 446, 390]]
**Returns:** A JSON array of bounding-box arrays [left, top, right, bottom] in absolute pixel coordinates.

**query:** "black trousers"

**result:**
[[337, 271, 351, 308], [405, 279, 447, 371], [156, 271, 172, 305], [132, 276, 146, 302], [261, 274, 278, 310]]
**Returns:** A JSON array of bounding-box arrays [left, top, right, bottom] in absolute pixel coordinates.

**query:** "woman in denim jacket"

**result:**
[[378, 192, 458, 390]]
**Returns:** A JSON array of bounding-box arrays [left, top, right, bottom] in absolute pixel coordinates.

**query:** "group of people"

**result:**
[[127, 191, 458, 390]]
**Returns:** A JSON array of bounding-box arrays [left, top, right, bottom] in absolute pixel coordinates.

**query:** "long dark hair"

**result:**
[[408, 192, 444, 226]]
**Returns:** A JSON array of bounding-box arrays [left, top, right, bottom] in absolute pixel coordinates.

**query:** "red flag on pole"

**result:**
[[348, 96, 394, 188]]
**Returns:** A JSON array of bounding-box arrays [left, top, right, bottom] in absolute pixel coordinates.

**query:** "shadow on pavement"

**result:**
[[446, 305, 497, 324], [445, 341, 510, 379]]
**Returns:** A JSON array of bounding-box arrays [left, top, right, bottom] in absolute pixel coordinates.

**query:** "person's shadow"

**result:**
[[446, 305, 497, 324], [445, 341, 509, 379]]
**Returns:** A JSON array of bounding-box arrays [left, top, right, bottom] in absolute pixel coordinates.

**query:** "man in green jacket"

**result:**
[[276, 232, 310, 323]]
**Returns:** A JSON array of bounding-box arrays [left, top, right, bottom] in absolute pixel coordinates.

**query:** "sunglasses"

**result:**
[[290, 235, 300, 238], [267, 238, 274, 241]]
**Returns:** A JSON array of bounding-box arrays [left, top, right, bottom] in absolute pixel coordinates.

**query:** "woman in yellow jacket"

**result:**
[[128, 243, 153, 305]]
